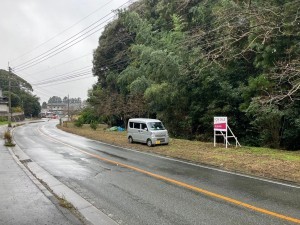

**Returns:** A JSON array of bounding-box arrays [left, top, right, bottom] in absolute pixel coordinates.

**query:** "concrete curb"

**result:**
[[11, 143, 118, 225]]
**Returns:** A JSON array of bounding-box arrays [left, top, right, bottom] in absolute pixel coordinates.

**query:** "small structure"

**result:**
[[47, 102, 67, 116], [0, 88, 9, 117], [0, 88, 24, 122], [213, 116, 241, 148], [47, 101, 82, 117]]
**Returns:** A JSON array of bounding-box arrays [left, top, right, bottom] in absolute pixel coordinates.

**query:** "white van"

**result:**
[[127, 118, 169, 147]]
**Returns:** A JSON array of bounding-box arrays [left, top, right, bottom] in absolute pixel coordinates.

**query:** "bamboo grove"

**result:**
[[87, 0, 300, 150]]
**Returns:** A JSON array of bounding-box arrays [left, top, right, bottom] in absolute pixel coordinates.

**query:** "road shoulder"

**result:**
[[11, 143, 118, 225]]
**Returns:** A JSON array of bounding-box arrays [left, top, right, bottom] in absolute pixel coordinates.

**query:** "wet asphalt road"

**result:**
[[13, 120, 300, 225]]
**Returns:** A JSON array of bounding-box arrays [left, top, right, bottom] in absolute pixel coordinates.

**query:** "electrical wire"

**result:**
[[31, 65, 92, 85], [12, 1, 237, 95], [28, 52, 92, 76], [13, 0, 134, 71], [31, 59, 130, 87], [13, 16, 114, 71], [10, 0, 114, 63]]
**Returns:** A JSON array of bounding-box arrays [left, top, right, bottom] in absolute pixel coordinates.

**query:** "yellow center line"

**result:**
[[39, 126, 300, 224]]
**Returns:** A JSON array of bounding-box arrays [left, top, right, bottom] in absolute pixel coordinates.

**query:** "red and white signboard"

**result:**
[[214, 116, 241, 148], [214, 117, 227, 132]]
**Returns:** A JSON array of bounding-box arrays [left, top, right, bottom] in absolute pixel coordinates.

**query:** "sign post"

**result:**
[[214, 117, 228, 148], [214, 116, 240, 148]]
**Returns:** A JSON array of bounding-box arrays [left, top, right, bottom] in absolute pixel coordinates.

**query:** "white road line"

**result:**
[[41, 122, 300, 189]]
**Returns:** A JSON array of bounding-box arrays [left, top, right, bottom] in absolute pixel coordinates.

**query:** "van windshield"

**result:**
[[148, 122, 165, 131]]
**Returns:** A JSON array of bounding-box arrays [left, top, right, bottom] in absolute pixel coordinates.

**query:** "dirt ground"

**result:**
[[58, 123, 300, 185]]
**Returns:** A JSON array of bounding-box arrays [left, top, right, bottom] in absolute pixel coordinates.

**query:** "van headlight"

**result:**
[[151, 132, 155, 137]]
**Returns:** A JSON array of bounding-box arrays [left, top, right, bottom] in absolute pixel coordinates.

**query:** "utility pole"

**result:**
[[8, 64, 12, 125], [68, 94, 70, 121]]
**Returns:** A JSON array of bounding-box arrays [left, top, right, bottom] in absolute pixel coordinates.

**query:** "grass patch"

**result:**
[[4, 130, 15, 147], [58, 123, 300, 184], [58, 195, 75, 209], [0, 121, 8, 126], [4, 142, 16, 147]]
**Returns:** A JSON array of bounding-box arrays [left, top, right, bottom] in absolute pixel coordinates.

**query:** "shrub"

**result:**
[[74, 117, 84, 127], [90, 121, 98, 130], [4, 130, 15, 147], [0, 116, 7, 122], [80, 107, 100, 124], [4, 130, 12, 141], [12, 107, 23, 113]]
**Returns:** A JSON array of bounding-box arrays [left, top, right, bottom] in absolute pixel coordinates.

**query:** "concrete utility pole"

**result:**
[[8, 64, 12, 125], [68, 94, 70, 121]]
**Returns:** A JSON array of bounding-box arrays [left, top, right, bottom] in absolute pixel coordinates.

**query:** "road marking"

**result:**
[[44, 123, 300, 189], [91, 139, 300, 189], [42, 122, 300, 189], [37, 126, 300, 224]]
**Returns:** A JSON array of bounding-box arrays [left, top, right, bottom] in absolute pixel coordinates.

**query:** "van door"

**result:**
[[139, 123, 149, 143], [133, 122, 142, 142]]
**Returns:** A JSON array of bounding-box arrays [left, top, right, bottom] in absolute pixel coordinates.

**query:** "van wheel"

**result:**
[[146, 139, 153, 147], [128, 136, 134, 144]]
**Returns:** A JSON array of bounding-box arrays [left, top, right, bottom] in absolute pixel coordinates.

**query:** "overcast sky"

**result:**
[[0, 0, 132, 103]]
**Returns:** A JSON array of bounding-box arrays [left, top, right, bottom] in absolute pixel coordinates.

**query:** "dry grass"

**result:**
[[58, 123, 300, 185], [58, 195, 75, 209]]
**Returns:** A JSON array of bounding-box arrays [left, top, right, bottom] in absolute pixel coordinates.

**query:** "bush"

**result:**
[[90, 121, 98, 130], [4, 130, 15, 147], [80, 107, 100, 124], [246, 99, 283, 148], [0, 116, 7, 122], [12, 107, 23, 113], [74, 118, 84, 127]]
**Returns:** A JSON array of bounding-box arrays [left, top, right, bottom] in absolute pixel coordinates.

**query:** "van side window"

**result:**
[[134, 123, 140, 129], [129, 122, 134, 128], [141, 123, 147, 130]]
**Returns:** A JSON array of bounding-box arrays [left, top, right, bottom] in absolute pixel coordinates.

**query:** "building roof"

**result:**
[[47, 102, 67, 106]]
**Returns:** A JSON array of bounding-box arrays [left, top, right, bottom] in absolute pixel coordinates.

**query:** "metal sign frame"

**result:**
[[214, 117, 241, 148]]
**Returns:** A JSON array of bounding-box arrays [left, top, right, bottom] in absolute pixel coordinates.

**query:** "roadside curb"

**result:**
[[11, 143, 118, 225]]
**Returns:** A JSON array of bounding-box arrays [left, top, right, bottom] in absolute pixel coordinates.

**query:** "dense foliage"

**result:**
[[89, 0, 300, 150], [0, 69, 41, 117]]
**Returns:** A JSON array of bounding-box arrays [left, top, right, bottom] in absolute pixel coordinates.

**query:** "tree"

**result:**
[[42, 102, 47, 109], [48, 96, 62, 103], [21, 93, 41, 117], [0, 69, 41, 117], [89, 0, 300, 149]]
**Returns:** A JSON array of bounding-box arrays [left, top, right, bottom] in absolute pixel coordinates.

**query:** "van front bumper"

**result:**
[[151, 136, 169, 145]]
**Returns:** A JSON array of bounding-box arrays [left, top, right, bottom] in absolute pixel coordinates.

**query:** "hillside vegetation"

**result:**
[[0, 69, 41, 117], [88, 0, 300, 150], [59, 123, 300, 184]]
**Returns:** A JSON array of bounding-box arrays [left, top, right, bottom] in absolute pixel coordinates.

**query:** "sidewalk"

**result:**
[[0, 124, 118, 225], [0, 126, 83, 225]]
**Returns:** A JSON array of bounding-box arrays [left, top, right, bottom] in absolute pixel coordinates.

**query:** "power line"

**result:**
[[35, 73, 94, 87], [33, 70, 93, 86], [32, 59, 130, 87], [28, 52, 92, 76], [13, 16, 114, 71], [12, 0, 227, 96], [19, 32, 135, 79], [10, 0, 114, 63], [19, 33, 134, 85], [31, 65, 92, 85], [13, 0, 133, 71], [34, 85, 70, 99]]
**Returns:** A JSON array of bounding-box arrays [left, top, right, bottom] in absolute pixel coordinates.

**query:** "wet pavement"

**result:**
[[0, 126, 82, 225], [10, 120, 300, 225]]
